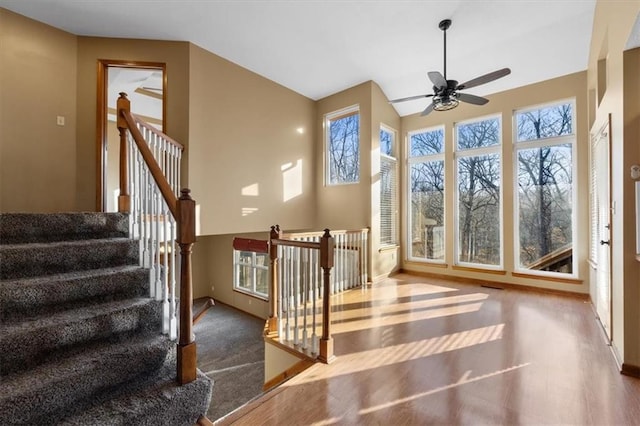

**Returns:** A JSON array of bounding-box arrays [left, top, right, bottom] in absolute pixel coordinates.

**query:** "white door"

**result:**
[[592, 122, 612, 340]]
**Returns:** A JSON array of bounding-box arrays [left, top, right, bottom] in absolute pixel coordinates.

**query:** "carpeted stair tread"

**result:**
[[0, 298, 162, 375], [59, 354, 213, 426], [0, 265, 149, 321], [0, 238, 138, 280], [0, 212, 129, 244], [0, 211, 212, 424], [0, 334, 172, 425]]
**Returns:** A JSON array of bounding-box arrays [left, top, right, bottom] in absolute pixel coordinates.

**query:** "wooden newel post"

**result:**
[[116, 92, 131, 213], [319, 229, 335, 363], [267, 225, 280, 335], [177, 188, 197, 384]]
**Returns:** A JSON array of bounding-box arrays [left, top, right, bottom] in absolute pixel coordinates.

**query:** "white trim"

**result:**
[[325, 104, 360, 186], [453, 114, 503, 269], [405, 125, 447, 263], [512, 99, 577, 278]]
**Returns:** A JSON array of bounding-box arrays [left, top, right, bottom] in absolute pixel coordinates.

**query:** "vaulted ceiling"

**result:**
[[0, 0, 597, 116]]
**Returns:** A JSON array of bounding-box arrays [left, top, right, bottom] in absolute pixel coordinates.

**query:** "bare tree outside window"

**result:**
[[516, 102, 574, 273], [456, 118, 501, 266], [409, 129, 445, 260], [327, 109, 359, 185]]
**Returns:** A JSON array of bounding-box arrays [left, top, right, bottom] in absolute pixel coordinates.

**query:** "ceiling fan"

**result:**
[[389, 19, 511, 116]]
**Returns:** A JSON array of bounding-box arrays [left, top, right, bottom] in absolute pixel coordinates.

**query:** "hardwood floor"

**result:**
[[218, 273, 640, 425]]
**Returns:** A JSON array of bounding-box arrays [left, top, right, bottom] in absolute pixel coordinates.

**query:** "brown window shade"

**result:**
[[233, 238, 269, 253]]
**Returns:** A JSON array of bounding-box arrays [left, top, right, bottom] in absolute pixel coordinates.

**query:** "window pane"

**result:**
[[517, 144, 573, 273], [457, 154, 501, 265], [516, 103, 573, 142], [238, 251, 253, 264], [410, 161, 444, 260], [328, 112, 359, 184], [256, 267, 269, 296], [457, 118, 500, 150], [380, 128, 393, 156], [410, 128, 444, 156], [236, 264, 253, 291]]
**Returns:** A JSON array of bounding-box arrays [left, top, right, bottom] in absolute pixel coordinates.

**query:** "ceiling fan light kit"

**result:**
[[390, 19, 511, 117]]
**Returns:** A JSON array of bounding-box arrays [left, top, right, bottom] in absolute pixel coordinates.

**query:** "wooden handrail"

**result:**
[[119, 99, 178, 218], [132, 114, 184, 151], [117, 92, 197, 385], [270, 238, 321, 250], [282, 228, 369, 239]]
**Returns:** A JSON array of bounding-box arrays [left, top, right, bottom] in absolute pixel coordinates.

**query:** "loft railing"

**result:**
[[267, 225, 335, 363], [282, 228, 369, 292], [116, 92, 199, 385]]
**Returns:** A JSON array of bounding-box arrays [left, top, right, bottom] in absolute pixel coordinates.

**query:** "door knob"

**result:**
[[600, 240, 610, 245]]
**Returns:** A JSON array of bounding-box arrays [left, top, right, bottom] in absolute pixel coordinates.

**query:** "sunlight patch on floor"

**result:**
[[358, 362, 531, 416], [331, 292, 489, 324], [332, 301, 486, 334]]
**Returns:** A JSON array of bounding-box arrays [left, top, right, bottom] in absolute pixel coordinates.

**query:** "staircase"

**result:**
[[0, 212, 212, 425]]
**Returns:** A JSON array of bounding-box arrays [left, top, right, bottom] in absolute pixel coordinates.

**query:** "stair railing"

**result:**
[[267, 225, 335, 363], [117, 92, 197, 385], [282, 228, 369, 292]]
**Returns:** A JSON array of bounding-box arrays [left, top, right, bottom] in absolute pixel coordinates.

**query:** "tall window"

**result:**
[[233, 250, 269, 299], [455, 116, 502, 267], [380, 126, 397, 246], [326, 106, 359, 185], [515, 101, 574, 274], [408, 127, 445, 261]]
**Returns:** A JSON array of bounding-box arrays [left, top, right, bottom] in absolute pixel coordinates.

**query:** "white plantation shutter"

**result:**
[[380, 154, 397, 246]]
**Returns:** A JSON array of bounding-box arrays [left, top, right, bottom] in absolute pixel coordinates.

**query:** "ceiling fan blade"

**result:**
[[388, 94, 433, 104], [457, 92, 489, 105], [457, 68, 511, 90], [428, 71, 447, 90], [420, 103, 435, 116]]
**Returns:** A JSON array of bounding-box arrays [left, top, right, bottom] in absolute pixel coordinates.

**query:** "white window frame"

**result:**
[[380, 124, 398, 247], [512, 98, 577, 278], [325, 105, 360, 186], [454, 114, 504, 270], [406, 125, 446, 264], [233, 250, 269, 300]]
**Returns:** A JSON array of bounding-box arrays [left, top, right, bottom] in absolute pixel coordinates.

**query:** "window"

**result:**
[[380, 126, 397, 246], [455, 116, 502, 267], [233, 250, 269, 299], [408, 127, 445, 261], [326, 106, 359, 185], [515, 101, 575, 274]]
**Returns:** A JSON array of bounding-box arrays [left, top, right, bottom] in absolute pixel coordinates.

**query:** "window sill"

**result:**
[[233, 288, 268, 302], [452, 265, 507, 275], [404, 260, 448, 268], [378, 245, 399, 253], [511, 271, 582, 285]]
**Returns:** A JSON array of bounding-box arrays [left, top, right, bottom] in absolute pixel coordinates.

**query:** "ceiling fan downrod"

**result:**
[[439, 19, 451, 80]]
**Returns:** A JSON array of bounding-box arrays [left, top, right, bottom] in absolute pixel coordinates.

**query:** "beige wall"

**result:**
[[76, 37, 190, 211], [588, 0, 640, 367], [316, 82, 372, 231], [187, 44, 316, 236], [0, 9, 77, 212], [401, 72, 590, 294]]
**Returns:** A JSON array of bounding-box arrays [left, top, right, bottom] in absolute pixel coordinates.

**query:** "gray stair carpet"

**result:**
[[0, 212, 212, 425]]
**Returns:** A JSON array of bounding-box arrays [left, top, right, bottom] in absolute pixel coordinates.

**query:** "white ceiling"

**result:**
[[1, 0, 597, 116]]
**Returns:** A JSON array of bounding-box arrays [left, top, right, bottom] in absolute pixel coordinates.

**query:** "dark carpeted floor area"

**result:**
[[193, 299, 265, 422]]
